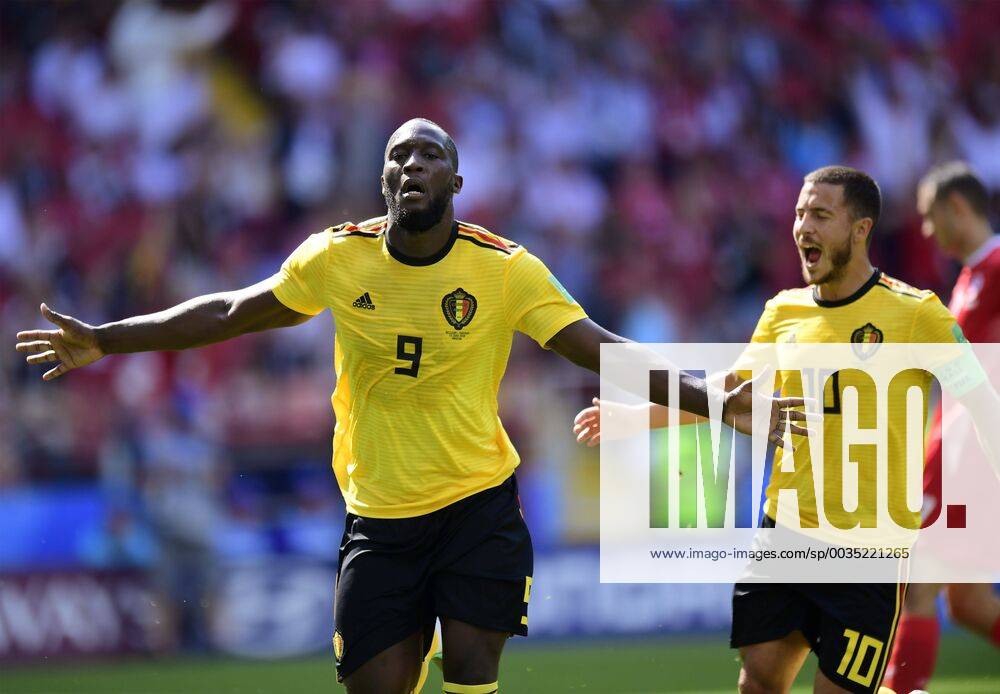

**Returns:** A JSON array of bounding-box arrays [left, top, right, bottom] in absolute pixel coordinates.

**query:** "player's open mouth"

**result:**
[[401, 179, 426, 200], [801, 246, 822, 267]]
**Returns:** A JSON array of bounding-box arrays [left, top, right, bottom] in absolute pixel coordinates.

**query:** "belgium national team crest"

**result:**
[[442, 288, 477, 331], [851, 322, 883, 360]]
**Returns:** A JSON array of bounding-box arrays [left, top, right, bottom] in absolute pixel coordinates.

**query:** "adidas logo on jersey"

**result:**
[[352, 292, 376, 310]]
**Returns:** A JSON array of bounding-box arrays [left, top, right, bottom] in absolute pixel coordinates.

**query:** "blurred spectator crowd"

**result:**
[[2, 0, 1000, 567]]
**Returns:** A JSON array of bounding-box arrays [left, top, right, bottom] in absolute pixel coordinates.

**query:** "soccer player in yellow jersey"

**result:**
[[15, 119, 802, 694], [727, 167, 965, 694], [575, 166, 967, 694]]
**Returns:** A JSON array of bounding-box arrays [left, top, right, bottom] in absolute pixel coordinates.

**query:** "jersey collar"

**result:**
[[811, 268, 881, 308], [965, 234, 1000, 269], [385, 222, 459, 267]]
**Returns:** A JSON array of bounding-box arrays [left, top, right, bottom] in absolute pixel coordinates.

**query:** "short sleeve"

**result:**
[[270, 231, 332, 316], [912, 294, 986, 397], [504, 250, 587, 347], [911, 293, 964, 344]]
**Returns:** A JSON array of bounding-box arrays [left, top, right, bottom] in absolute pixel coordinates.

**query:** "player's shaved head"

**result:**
[[385, 118, 459, 173], [382, 118, 463, 234]]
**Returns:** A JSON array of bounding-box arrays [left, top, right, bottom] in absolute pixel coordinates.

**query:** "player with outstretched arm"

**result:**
[[15, 119, 804, 694]]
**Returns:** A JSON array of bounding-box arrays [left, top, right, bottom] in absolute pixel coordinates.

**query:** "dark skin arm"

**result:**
[[546, 318, 718, 418], [15, 280, 312, 380], [547, 318, 808, 440]]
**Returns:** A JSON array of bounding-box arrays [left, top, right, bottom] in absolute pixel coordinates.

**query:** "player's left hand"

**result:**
[[723, 370, 814, 449]]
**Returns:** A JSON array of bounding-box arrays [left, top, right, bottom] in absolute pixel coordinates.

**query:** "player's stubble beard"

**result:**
[[385, 186, 453, 233], [805, 234, 853, 287]]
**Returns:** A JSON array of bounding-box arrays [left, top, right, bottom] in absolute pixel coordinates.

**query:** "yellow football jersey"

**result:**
[[749, 270, 962, 532], [270, 216, 587, 518]]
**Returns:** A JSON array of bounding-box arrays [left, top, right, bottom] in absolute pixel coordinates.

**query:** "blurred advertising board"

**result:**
[[207, 561, 336, 658], [205, 550, 731, 659], [529, 549, 731, 637], [0, 557, 730, 663], [0, 570, 171, 662]]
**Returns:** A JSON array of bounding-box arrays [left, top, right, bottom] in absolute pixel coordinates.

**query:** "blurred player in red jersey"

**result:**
[[884, 162, 1000, 694]]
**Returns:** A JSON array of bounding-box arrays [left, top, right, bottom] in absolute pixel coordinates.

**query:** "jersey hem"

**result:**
[[343, 466, 518, 519]]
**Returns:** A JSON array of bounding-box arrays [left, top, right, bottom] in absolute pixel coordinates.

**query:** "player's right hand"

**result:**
[[15, 303, 105, 381]]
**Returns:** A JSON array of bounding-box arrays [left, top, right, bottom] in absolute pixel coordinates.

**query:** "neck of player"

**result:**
[[814, 255, 876, 303], [957, 220, 995, 264], [386, 206, 455, 260]]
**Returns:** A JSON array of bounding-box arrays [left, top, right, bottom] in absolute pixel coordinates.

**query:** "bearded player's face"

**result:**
[[382, 123, 459, 232], [793, 182, 854, 286]]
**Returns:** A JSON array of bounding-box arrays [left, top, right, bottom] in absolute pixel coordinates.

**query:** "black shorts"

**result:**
[[333, 475, 533, 681], [731, 522, 905, 693]]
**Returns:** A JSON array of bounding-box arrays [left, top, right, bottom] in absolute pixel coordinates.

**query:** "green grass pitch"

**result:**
[[3, 632, 997, 693]]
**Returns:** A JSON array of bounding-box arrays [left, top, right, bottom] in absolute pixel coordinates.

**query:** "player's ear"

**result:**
[[854, 217, 873, 245], [452, 174, 463, 194], [946, 190, 971, 219]]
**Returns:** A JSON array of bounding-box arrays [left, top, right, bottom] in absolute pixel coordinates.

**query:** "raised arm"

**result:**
[[15, 279, 312, 380]]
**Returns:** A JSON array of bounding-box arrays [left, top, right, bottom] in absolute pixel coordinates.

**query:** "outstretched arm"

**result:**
[[573, 398, 704, 447], [548, 318, 809, 442], [15, 279, 312, 380], [573, 372, 746, 444], [546, 318, 722, 418]]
